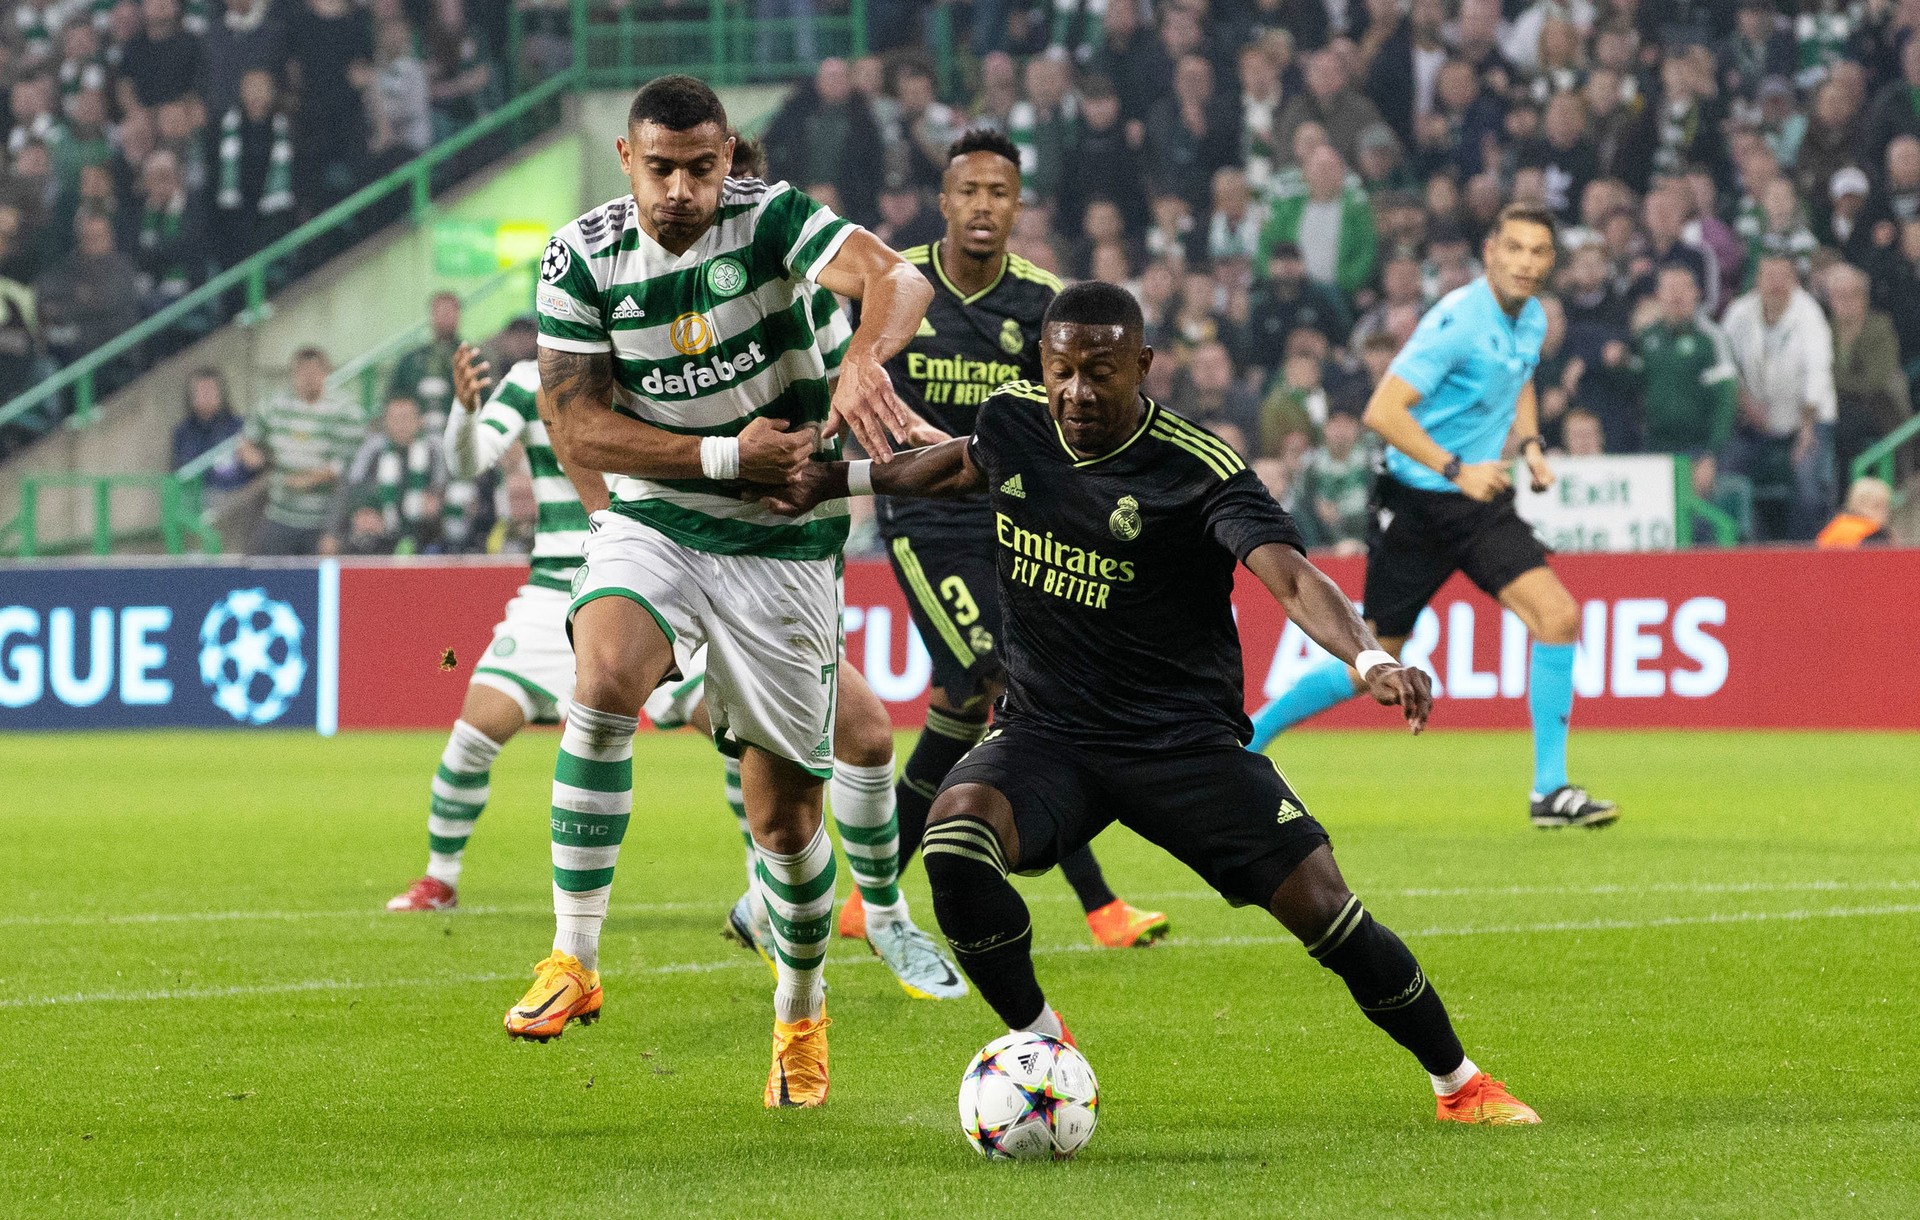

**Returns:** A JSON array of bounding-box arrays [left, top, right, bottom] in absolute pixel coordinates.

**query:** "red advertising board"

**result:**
[[338, 563, 526, 729], [336, 550, 1920, 731]]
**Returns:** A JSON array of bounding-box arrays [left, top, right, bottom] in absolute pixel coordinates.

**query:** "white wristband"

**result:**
[[699, 435, 740, 481], [1355, 650, 1397, 680], [846, 459, 874, 496]]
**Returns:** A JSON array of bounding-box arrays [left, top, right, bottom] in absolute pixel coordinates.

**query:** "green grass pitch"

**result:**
[[3, 728, 1916, 1217]]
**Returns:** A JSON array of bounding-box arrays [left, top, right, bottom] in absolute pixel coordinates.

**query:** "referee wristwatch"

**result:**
[[1441, 453, 1463, 483]]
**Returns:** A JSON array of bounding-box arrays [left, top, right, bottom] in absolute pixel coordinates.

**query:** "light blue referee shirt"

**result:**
[[1383, 276, 1546, 493]]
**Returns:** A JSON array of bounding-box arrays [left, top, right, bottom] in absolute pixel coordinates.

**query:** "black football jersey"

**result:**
[[965, 382, 1305, 751], [878, 243, 1060, 542]]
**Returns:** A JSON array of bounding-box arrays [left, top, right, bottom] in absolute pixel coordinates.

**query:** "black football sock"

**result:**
[[1308, 896, 1467, 1077], [924, 816, 1048, 1029], [895, 707, 989, 864], [1058, 844, 1118, 914]]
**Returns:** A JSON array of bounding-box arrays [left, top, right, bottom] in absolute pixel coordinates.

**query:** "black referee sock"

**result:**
[[1308, 896, 1466, 1077], [924, 816, 1048, 1030], [895, 708, 989, 863], [1058, 845, 1118, 914]]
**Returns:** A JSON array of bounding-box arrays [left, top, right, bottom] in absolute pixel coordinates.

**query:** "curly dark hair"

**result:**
[[1043, 280, 1143, 333], [946, 127, 1022, 175], [629, 75, 728, 133]]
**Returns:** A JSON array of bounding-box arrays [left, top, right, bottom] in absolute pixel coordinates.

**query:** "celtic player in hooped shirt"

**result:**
[[762, 281, 1543, 1126], [508, 75, 933, 1110]]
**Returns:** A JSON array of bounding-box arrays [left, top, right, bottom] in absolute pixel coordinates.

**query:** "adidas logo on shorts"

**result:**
[[999, 474, 1025, 498], [612, 296, 645, 321], [1276, 799, 1304, 825]]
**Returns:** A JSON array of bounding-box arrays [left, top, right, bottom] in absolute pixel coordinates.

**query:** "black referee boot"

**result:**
[[1529, 785, 1619, 829]]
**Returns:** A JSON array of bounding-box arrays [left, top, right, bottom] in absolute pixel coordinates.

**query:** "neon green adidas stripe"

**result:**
[[1151, 423, 1234, 479], [1155, 414, 1245, 472], [890, 536, 976, 668]]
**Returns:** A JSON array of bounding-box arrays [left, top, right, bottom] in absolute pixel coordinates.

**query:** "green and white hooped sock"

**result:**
[[756, 821, 837, 1024], [830, 759, 908, 925], [426, 719, 502, 886], [550, 703, 637, 972], [724, 754, 756, 893]]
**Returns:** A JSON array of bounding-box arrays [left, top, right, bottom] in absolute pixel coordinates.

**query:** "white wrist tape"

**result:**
[[846, 459, 875, 496], [699, 435, 740, 481], [1355, 650, 1397, 680]]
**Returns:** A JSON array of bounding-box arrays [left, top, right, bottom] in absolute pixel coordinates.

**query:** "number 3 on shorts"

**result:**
[[940, 575, 980, 626]]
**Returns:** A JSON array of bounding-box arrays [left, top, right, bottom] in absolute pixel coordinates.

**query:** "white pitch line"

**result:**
[[7, 878, 1918, 930], [5, 902, 1917, 1009]]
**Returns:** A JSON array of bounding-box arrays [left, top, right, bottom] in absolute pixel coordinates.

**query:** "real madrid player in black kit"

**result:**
[[765, 282, 1541, 1124], [864, 129, 1172, 951]]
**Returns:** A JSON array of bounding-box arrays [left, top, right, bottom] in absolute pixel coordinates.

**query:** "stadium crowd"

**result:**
[[12, 0, 1920, 551], [0, 0, 509, 436], [771, 0, 1920, 545]]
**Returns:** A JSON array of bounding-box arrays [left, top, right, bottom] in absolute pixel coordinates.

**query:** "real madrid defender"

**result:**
[[762, 281, 1541, 1125], [509, 75, 932, 1108], [1247, 203, 1618, 830], [865, 127, 1170, 951], [384, 348, 965, 1008]]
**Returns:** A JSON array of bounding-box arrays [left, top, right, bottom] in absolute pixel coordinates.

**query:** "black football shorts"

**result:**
[[940, 726, 1330, 909]]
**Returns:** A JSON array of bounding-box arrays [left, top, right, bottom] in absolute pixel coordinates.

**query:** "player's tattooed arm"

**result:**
[[536, 347, 811, 484], [1243, 543, 1434, 733], [756, 437, 984, 515], [534, 386, 609, 513]]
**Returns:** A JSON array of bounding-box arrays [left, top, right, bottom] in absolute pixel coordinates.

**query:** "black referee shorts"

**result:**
[[1363, 475, 1551, 639], [940, 727, 1330, 909], [885, 532, 1006, 705]]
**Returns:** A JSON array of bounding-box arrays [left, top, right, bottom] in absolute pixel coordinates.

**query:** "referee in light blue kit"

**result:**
[[1249, 201, 1618, 829]]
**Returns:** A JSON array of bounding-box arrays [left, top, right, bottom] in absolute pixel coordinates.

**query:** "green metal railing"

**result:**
[[543, 0, 867, 93], [0, 69, 577, 437], [1674, 456, 1743, 547], [1850, 412, 1919, 487], [3, 260, 535, 557], [1, 473, 219, 558]]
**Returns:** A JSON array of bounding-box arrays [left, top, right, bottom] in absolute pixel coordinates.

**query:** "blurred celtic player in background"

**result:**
[[512, 74, 934, 1107], [386, 345, 965, 1014]]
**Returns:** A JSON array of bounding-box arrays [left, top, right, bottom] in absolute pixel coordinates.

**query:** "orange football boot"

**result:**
[[837, 890, 866, 940], [1086, 898, 1170, 948], [1435, 1073, 1541, 1125], [765, 1010, 831, 1108], [1052, 1010, 1078, 1050], [503, 951, 602, 1042]]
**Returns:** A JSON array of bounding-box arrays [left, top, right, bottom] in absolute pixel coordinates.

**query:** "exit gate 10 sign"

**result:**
[[1515, 455, 1678, 553]]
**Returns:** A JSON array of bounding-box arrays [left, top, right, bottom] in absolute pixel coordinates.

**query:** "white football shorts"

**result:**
[[570, 512, 840, 777], [470, 584, 577, 724]]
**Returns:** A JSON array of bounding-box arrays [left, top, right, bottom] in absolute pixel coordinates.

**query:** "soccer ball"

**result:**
[[199, 588, 307, 725], [958, 1032, 1099, 1161]]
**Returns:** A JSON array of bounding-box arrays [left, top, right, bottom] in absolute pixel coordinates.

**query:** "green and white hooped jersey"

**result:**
[[477, 359, 592, 594], [535, 179, 857, 561]]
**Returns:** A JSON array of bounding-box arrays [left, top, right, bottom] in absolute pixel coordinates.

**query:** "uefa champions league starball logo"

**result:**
[[199, 589, 307, 725]]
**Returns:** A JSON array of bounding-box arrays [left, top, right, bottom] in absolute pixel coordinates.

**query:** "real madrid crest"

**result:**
[[999, 317, 1024, 355], [1109, 494, 1142, 541], [706, 256, 747, 299]]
